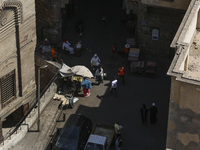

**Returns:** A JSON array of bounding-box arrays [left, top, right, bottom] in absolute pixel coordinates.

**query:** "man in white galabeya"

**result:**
[[90, 54, 101, 72], [110, 76, 118, 97]]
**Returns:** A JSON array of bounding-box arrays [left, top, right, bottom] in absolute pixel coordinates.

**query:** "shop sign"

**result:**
[[152, 28, 159, 40]]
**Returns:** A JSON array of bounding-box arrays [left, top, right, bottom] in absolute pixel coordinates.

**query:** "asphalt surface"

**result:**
[[11, 0, 172, 149], [57, 0, 172, 150]]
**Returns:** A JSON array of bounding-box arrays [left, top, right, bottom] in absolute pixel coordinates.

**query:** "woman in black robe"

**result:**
[[149, 103, 158, 124]]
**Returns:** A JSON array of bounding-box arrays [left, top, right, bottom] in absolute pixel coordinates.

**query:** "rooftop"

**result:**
[[188, 30, 200, 79], [167, 0, 200, 85]]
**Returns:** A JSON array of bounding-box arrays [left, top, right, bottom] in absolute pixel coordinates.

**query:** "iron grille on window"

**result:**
[[0, 70, 16, 107]]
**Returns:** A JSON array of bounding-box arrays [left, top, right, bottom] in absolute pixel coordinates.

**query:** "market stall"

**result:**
[[55, 63, 93, 108]]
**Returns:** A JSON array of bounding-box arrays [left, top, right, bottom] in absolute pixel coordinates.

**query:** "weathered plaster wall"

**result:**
[[166, 77, 200, 150], [0, 0, 36, 120], [179, 82, 200, 113]]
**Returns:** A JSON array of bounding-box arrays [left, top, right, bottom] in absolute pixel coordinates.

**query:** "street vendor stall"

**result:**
[[56, 63, 93, 108]]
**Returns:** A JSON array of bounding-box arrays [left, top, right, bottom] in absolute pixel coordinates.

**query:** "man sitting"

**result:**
[[62, 39, 74, 55]]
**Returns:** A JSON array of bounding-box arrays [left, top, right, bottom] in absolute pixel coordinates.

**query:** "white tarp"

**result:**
[[59, 63, 93, 78], [59, 63, 73, 77], [71, 65, 94, 78]]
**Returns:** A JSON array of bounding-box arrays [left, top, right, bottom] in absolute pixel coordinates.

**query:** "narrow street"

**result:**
[[58, 0, 171, 150], [11, 0, 172, 149]]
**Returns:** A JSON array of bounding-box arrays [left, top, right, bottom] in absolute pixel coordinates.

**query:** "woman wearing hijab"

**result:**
[[81, 77, 92, 97]]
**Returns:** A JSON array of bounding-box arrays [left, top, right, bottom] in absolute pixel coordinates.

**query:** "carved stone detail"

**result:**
[[0, 1, 23, 28], [0, 54, 17, 66]]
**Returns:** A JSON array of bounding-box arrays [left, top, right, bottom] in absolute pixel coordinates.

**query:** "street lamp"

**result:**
[[37, 65, 48, 132]]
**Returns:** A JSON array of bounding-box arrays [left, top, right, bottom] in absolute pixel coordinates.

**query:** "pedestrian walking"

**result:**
[[118, 65, 125, 84], [95, 66, 104, 84], [149, 103, 158, 124], [140, 104, 148, 125], [115, 136, 122, 150], [111, 43, 117, 58], [114, 122, 123, 138], [90, 54, 101, 73], [110, 77, 118, 97], [81, 77, 92, 97]]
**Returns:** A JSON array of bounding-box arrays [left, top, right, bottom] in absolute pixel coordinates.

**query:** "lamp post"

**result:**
[[37, 65, 48, 132]]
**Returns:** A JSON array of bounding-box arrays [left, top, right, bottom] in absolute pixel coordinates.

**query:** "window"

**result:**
[[0, 70, 16, 107]]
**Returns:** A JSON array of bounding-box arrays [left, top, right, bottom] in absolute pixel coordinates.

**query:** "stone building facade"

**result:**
[[167, 0, 200, 149], [124, 0, 191, 57], [35, 0, 73, 45], [0, 0, 36, 141]]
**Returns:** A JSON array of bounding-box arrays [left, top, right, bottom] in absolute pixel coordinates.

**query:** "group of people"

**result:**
[[49, 38, 82, 57], [79, 54, 102, 98], [79, 54, 103, 97], [90, 54, 104, 84], [62, 39, 82, 55], [40, 37, 83, 61], [141, 103, 158, 125]]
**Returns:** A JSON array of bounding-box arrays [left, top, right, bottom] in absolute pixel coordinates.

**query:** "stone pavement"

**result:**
[[10, 100, 61, 150], [9, 0, 172, 149]]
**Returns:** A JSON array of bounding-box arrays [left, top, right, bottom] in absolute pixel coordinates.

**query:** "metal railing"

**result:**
[[44, 107, 65, 150], [0, 70, 59, 145], [0, 42, 65, 145]]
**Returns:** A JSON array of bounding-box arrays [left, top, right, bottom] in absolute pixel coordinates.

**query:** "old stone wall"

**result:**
[[166, 77, 200, 150], [126, 1, 186, 57], [35, 0, 64, 45], [0, 0, 36, 120]]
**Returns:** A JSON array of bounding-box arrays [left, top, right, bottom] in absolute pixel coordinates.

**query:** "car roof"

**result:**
[[55, 126, 81, 148], [65, 114, 91, 128], [55, 114, 92, 150], [87, 134, 107, 145], [61, 126, 81, 138]]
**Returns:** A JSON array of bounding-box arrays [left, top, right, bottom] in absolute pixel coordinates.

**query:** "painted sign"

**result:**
[[152, 28, 159, 40]]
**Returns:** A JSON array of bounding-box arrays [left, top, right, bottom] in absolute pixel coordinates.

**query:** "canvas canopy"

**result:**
[[59, 63, 93, 78]]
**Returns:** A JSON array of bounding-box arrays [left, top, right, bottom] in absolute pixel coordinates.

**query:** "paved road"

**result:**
[[10, 0, 172, 149], [58, 0, 172, 150]]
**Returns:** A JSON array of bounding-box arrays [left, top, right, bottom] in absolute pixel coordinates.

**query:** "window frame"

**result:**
[[0, 70, 16, 107]]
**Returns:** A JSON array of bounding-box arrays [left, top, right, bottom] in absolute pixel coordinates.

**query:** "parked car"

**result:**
[[53, 114, 92, 150], [84, 123, 115, 150]]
